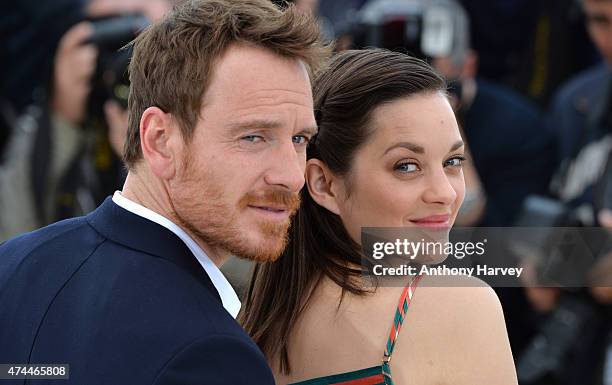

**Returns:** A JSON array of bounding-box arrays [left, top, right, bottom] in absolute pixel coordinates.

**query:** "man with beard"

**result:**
[[0, 0, 328, 384]]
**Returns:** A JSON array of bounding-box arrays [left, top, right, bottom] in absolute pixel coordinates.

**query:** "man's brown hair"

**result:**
[[124, 0, 329, 168]]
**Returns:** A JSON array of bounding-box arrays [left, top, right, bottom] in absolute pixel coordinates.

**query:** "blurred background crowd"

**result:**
[[1, 0, 612, 384]]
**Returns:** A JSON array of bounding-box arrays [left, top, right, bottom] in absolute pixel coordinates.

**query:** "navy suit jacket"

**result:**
[[0, 198, 275, 385]]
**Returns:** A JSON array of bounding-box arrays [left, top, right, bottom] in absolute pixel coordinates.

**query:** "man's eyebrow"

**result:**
[[296, 125, 319, 136], [227, 119, 282, 134], [383, 140, 464, 156]]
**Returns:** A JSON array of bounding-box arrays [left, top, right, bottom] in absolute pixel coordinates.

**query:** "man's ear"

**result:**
[[139, 106, 181, 180], [305, 159, 343, 216]]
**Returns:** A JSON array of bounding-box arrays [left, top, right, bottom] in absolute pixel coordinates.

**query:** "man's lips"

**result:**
[[248, 204, 288, 212], [248, 204, 292, 220]]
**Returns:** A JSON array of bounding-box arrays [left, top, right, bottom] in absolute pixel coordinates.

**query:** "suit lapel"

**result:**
[[86, 197, 222, 305]]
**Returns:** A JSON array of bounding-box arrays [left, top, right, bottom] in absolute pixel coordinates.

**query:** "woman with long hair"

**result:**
[[241, 48, 517, 385]]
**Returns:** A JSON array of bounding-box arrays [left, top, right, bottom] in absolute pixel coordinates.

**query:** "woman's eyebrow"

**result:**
[[449, 140, 464, 152], [383, 140, 464, 157], [383, 141, 425, 155]]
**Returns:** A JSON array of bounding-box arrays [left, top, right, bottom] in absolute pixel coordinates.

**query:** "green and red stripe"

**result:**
[[290, 275, 422, 385]]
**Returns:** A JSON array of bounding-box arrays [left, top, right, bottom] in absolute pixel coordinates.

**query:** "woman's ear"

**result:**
[[305, 159, 342, 215]]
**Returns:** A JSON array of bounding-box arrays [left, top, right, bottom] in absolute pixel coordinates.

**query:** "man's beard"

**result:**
[[169, 160, 300, 262]]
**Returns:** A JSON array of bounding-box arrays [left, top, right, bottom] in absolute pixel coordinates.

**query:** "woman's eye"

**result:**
[[241, 135, 264, 143], [445, 156, 466, 167], [395, 162, 420, 173], [292, 135, 310, 145]]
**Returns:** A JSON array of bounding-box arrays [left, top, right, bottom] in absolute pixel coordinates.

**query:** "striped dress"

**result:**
[[289, 275, 423, 385]]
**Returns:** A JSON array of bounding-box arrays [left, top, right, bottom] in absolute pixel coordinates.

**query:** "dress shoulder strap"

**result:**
[[381, 274, 423, 384]]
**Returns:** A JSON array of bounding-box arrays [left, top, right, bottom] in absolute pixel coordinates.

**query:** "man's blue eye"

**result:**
[[242, 135, 264, 143], [292, 135, 309, 145]]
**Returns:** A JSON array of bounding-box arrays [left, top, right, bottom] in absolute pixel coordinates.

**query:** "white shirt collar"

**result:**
[[112, 191, 241, 318]]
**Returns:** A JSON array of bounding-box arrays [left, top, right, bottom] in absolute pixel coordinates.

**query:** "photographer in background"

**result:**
[[516, 1, 612, 384], [0, 0, 172, 240], [458, 0, 599, 106]]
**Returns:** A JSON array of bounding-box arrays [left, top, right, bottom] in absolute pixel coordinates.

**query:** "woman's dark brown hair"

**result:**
[[240, 48, 446, 374]]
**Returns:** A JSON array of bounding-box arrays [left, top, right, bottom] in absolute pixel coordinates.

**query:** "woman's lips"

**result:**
[[409, 214, 451, 228]]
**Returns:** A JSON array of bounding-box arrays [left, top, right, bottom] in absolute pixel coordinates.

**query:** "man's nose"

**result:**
[[263, 141, 305, 193]]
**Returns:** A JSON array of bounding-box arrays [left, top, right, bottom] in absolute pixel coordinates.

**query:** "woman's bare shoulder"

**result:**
[[393, 274, 518, 385], [411, 274, 509, 345]]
